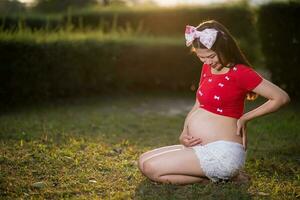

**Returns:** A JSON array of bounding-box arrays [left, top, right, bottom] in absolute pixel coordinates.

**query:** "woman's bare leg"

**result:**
[[138, 144, 184, 173], [142, 147, 209, 185]]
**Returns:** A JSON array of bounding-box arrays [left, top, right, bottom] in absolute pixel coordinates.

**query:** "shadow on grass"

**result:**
[[133, 179, 253, 200]]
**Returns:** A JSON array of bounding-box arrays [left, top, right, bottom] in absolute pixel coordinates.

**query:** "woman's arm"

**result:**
[[241, 78, 290, 122], [237, 78, 290, 150]]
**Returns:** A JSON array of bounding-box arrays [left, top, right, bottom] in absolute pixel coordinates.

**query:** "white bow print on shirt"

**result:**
[[185, 25, 218, 49], [214, 95, 220, 100], [218, 83, 224, 87]]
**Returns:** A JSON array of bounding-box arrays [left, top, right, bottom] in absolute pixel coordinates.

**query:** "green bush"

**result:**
[[0, 4, 262, 103], [0, 40, 118, 103], [0, 36, 202, 104], [0, 15, 62, 32], [0, 5, 259, 68], [0, 0, 25, 15], [1, 5, 257, 40], [65, 5, 256, 39], [257, 1, 300, 99], [33, 0, 98, 13]]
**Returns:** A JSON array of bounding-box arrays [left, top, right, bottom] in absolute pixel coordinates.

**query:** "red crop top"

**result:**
[[197, 63, 263, 119]]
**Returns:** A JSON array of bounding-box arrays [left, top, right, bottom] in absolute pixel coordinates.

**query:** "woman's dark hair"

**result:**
[[191, 20, 258, 100]]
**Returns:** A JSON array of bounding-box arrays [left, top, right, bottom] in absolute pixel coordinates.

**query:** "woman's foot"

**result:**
[[198, 177, 210, 184]]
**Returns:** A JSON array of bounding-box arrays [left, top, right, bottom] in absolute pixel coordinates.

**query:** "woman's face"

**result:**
[[195, 48, 223, 70]]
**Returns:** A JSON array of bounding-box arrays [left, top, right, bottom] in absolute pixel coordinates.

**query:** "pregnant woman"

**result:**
[[137, 20, 290, 184]]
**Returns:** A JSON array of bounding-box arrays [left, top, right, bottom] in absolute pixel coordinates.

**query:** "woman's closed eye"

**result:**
[[207, 54, 216, 59], [198, 54, 216, 59]]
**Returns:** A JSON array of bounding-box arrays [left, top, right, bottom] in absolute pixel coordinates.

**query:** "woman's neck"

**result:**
[[210, 63, 234, 75], [211, 66, 230, 74]]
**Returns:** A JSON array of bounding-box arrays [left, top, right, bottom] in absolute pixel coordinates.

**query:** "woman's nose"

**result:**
[[204, 59, 212, 65]]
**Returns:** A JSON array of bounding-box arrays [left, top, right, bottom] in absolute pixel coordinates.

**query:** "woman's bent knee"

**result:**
[[137, 156, 145, 172], [143, 161, 160, 180], [138, 151, 152, 166]]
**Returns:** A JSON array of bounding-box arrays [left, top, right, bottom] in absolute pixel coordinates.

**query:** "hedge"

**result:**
[[0, 38, 201, 104], [0, 4, 262, 103], [257, 1, 300, 99]]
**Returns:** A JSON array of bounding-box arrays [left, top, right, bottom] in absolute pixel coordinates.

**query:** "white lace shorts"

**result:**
[[191, 140, 246, 182]]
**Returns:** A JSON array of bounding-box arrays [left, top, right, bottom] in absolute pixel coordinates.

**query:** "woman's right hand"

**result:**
[[179, 135, 202, 147]]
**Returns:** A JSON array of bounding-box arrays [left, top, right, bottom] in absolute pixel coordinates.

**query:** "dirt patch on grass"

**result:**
[[131, 96, 194, 116]]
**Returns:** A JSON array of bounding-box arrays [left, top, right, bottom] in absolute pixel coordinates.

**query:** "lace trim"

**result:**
[[193, 144, 245, 182]]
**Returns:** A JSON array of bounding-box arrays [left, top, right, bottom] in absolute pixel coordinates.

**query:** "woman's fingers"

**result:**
[[188, 138, 202, 146], [183, 138, 193, 146], [183, 138, 190, 144], [183, 135, 193, 140], [189, 137, 201, 142], [182, 136, 202, 147]]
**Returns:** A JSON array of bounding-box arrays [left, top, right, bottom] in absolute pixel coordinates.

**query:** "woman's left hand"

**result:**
[[236, 117, 248, 150]]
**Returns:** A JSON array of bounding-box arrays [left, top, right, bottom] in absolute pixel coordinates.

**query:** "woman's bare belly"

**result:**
[[187, 108, 243, 145]]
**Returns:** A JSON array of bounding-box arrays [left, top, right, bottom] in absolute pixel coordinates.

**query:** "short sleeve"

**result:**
[[199, 64, 207, 86], [237, 65, 263, 91]]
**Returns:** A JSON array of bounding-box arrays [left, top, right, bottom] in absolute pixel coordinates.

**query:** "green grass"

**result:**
[[0, 92, 299, 199], [0, 22, 183, 46], [0, 30, 182, 46]]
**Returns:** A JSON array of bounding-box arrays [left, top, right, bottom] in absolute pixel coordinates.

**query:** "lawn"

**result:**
[[0, 92, 299, 199]]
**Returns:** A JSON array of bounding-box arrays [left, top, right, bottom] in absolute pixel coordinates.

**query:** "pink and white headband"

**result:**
[[185, 25, 218, 49]]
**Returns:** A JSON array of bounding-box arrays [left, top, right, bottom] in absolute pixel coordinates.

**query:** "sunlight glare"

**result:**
[[151, 0, 230, 7]]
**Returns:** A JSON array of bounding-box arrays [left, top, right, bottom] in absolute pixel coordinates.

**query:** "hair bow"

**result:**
[[185, 25, 218, 49]]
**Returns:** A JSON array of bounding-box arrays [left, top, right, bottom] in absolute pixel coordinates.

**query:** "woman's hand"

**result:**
[[236, 117, 248, 150], [179, 135, 202, 147]]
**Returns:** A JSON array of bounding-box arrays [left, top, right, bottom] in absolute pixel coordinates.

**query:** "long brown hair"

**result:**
[[191, 20, 258, 100]]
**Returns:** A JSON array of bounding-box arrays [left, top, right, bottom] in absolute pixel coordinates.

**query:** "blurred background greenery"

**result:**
[[0, 0, 299, 105], [0, 1, 299, 199]]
